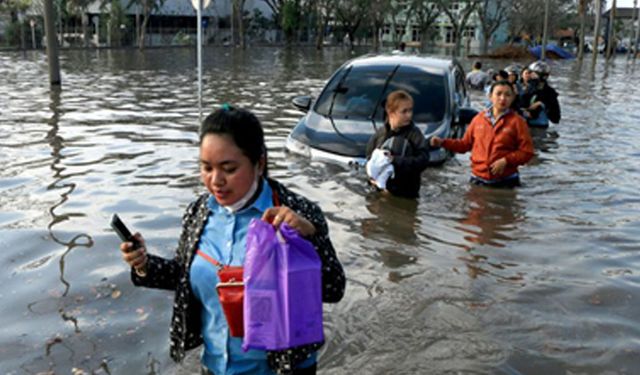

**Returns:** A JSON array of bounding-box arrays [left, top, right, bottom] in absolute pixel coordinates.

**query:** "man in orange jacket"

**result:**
[[431, 81, 534, 188]]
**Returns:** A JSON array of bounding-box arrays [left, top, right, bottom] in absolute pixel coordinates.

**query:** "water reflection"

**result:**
[[529, 127, 559, 154], [361, 193, 419, 245], [46, 88, 94, 296], [458, 185, 522, 248], [360, 194, 421, 283], [2, 48, 640, 374], [454, 186, 526, 283], [26, 87, 103, 373]]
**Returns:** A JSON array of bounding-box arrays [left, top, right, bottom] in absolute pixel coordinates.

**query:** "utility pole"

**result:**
[[30, 19, 37, 49], [632, 0, 639, 61], [197, 0, 203, 122], [191, 0, 211, 122], [230, 1, 235, 47], [592, 0, 602, 69], [18, 12, 26, 51], [541, 0, 550, 60], [57, 0, 63, 44], [606, 0, 617, 59], [43, 0, 61, 86], [578, 0, 587, 61], [629, 0, 637, 60], [94, 16, 100, 46], [107, 19, 111, 47]]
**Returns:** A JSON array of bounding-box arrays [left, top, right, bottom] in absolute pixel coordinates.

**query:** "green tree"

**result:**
[[388, 0, 413, 46], [104, 0, 129, 46], [312, 0, 335, 49], [281, 0, 301, 43], [507, 0, 574, 45], [335, 0, 368, 49], [476, 0, 509, 54], [1, 0, 32, 47], [127, 0, 165, 49], [263, 0, 284, 24], [66, 0, 91, 47], [368, 0, 391, 51], [411, 0, 440, 50], [247, 8, 273, 42], [231, 0, 247, 48], [1, 0, 32, 24]]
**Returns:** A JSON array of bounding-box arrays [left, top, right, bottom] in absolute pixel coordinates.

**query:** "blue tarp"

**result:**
[[529, 44, 575, 59]]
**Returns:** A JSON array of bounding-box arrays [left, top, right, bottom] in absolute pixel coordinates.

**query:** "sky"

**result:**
[[606, 0, 638, 11]]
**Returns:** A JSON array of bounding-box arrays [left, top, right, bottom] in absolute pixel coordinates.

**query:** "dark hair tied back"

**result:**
[[199, 105, 266, 169]]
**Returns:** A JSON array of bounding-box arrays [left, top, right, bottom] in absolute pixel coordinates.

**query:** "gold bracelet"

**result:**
[[135, 264, 147, 277]]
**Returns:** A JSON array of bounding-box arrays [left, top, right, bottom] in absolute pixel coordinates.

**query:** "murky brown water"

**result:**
[[1, 47, 639, 374]]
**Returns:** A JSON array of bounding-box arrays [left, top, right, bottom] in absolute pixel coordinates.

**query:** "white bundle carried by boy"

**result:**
[[366, 148, 394, 189]]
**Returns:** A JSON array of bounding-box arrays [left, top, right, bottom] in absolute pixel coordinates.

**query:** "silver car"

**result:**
[[286, 54, 477, 167]]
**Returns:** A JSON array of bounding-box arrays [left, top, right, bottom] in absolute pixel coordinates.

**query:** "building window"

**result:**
[[445, 26, 454, 43], [412, 27, 420, 42], [463, 27, 475, 39]]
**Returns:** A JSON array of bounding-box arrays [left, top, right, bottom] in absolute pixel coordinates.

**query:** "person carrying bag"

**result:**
[[119, 106, 346, 375], [243, 219, 324, 352]]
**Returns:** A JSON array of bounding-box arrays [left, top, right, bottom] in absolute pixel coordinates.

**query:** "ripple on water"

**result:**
[[1, 48, 640, 373]]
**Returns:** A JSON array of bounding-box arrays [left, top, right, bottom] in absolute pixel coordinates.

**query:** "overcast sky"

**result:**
[[605, 0, 638, 10]]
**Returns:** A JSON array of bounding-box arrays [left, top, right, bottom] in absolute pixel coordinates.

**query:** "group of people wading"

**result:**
[[366, 60, 562, 196], [467, 60, 561, 128], [116, 59, 561, 375]]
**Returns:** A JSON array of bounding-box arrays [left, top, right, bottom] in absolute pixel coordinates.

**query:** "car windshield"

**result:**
[[314, 64, 448, 123]]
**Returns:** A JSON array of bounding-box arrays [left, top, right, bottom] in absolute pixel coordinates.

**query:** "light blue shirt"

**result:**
[[189, 179, 316, 374], [484, 107, 512, 127]]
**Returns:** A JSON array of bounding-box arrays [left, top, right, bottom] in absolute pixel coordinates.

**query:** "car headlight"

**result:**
[[285, 134, 311, 158]]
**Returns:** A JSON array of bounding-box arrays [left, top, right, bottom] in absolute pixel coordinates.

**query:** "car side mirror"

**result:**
[[292, 95, 312, 112], [457, 107, 478, 126]]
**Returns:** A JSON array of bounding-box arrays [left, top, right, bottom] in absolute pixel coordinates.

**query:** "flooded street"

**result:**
[[1, 47, 639, 374]]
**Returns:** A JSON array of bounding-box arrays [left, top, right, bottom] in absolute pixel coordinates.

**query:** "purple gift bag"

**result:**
[[242, 218, 324, 351]]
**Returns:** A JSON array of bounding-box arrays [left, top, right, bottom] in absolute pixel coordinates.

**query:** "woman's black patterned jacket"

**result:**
[[130, 178, 346, 374]]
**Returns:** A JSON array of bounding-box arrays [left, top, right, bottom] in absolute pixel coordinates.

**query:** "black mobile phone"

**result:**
[[110, 214, 140, 248]]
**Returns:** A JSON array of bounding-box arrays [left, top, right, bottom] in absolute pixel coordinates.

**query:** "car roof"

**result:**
[[345, 54, 456, 75]]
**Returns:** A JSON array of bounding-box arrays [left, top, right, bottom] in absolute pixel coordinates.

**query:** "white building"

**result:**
[[84, 0, 275, 46], [380, 1, 482, 49]]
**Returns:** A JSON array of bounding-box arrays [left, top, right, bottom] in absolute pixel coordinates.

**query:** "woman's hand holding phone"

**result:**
[[120, 233, 148, 276], [111, 214, 148, 276]]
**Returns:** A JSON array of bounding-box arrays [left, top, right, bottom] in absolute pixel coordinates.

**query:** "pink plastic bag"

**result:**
[[242, 218, 324, 351]]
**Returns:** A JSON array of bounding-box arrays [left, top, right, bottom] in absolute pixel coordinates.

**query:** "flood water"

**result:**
[[1, 47, 639, 374]]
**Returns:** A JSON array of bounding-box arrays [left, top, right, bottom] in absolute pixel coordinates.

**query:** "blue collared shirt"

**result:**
[[189, 180, 315, 374], [484, 107, 512, 127]]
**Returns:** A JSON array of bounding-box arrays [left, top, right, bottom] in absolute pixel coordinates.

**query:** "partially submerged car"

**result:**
[[285, 54, 478, 167]]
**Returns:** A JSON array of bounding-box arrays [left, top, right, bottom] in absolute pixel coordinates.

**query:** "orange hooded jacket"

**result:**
[[442, 110, 534, 181]]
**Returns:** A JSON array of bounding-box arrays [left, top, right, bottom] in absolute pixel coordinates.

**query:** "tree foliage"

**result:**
[[126, 0, 166, 49], [281, 0, 301, 42], [367, 0, 390, 51], [435, 0, 480, 56], [334, 0, 368, 49], [476, 0, 509, 53], [1, 0, 32, 19], [312, 0, 336, 49], [507, 0, 574, 44], [412, 0, 440, 48]]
